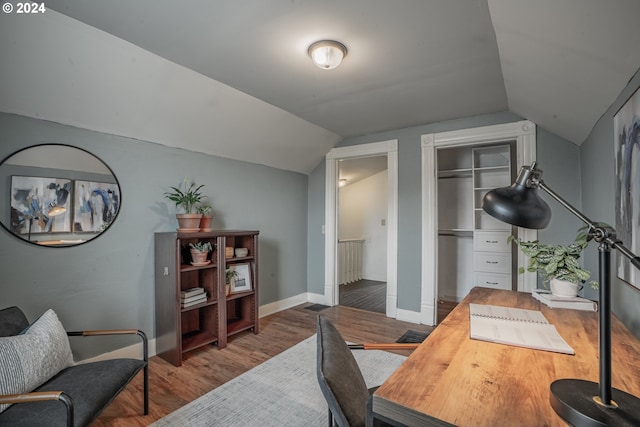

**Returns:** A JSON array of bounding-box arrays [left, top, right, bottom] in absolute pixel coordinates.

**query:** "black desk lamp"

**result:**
[[482, 162, 640, 427], [25, 204, 67, 241]]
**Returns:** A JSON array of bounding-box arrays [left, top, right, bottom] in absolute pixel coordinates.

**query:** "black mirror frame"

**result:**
[[0, 143, 122, 248]]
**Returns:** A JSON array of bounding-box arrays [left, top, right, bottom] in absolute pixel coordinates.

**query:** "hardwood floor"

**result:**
[[339, 279, 386, 313], [438, 299, 457, 323], [337, 280, 458, 323], [92, 303, 434, 426]]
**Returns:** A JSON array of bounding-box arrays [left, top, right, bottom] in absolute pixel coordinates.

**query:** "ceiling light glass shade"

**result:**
[[482, 183, 552, 229], [308, 40, 347, 70]]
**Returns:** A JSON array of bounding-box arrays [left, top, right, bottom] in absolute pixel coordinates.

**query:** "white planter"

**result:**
[[550, 278, 579, 298]]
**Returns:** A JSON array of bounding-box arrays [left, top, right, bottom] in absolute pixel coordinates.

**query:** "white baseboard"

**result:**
[[78, 338, 157, 363], [420, 302, 437, 327], [395, 308, 422, 324], [80, 293, 320, 363], [259, 292, 313, 318], [82, 292, 429, 363], [306, 292, 327, 305]]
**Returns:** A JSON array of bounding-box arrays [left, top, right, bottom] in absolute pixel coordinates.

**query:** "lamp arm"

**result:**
[[536, 180, 640, 269], [608, 239, 640, 269], [536, 180, 596, 229]]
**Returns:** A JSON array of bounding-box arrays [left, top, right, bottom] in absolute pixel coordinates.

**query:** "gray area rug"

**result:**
[[151, 335, 406, 426]]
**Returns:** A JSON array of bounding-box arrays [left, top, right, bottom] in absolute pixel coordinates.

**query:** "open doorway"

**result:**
[[324, 139, 398, 317], [337, 155, 388, 313]]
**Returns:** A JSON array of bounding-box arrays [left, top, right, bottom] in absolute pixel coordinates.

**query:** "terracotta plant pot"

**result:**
[[190, 249, 209, 264], [176, 213, 202, 232], [199, 215, 213, 232]]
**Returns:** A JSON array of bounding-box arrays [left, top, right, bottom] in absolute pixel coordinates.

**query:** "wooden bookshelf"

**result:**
[[155, 230, 259, 366]]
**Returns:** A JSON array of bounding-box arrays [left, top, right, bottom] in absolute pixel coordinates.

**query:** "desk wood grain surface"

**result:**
[[372, 287, 640, 426]]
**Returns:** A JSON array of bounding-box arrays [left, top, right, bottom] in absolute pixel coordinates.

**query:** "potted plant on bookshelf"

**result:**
[[189, 241, 212, 265], [225, 268, 239, 296], [164, 179, 206, 232], [508, 227, 598, 297], [197, 204, 214, 232]]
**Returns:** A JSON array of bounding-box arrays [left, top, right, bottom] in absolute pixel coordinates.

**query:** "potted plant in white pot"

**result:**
[[189, 241, 212, 265], [197, 204, 213, 232], [164, 179, 205, 231], [509, 228, 598, 297]]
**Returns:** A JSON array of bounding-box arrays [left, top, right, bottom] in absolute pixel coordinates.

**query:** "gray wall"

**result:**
[[307, 112, 582, 312], [0, 113, 309, 359], [581, 68, 640, 338], [535, 127, 584, 246]]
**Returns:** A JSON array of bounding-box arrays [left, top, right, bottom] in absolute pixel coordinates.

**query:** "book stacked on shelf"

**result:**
[[532, 289, 597, 311], [181, 287, 207, 308]]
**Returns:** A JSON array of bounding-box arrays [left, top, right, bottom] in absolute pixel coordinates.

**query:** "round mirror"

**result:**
[[0, 144, 121, 247]]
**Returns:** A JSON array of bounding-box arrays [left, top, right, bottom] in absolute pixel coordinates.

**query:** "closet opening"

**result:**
[[421, 120, 538, 326], [436, 142, 517, 321]]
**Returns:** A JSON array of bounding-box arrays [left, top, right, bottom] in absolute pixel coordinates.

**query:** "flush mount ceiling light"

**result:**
[[308, 40, 347, 70]]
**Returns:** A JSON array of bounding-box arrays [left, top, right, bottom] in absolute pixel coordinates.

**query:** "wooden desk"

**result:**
[[372, 287, 640, 426]]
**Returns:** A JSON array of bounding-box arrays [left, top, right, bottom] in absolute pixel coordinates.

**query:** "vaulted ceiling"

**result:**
[[2, 1, 640, 174]]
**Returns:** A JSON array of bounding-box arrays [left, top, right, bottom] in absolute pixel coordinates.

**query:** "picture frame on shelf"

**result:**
[[230, 263, 252, 293]]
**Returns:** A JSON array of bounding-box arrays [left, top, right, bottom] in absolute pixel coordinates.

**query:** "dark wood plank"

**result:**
[[437, 299, 457, 323], [91, 303, 434, 427], [339, 279, 386, 313]]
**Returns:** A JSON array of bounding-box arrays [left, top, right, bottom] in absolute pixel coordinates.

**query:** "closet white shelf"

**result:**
[[474, 227, 512, 232], [438, 229, 473, 235], [438, 168, 472, 179], [473, 165, 509, 172]]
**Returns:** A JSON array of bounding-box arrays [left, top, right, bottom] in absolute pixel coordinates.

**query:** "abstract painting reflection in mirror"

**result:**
[[74, 180, 120, 233], [10, 176, 72, 238]]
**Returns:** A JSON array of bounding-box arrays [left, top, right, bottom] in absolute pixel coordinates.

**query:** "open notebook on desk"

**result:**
[[469, 303, 575, 355]]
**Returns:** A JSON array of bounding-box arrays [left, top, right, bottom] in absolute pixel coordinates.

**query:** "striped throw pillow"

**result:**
[[0, 309, 74, 413]]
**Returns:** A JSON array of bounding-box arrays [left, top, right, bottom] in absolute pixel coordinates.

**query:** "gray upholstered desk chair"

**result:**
[[316, 316, 401, 427]]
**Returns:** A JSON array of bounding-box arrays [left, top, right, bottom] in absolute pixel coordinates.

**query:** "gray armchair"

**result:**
[[0, 306, 148, 427]]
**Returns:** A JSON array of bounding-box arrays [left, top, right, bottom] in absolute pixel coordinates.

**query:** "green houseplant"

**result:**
[[197, 204, 214, 232], [508, 228, 598, 296], [189, 241, 212, 252], [225, 269, 239, 295], [164, 179, 206, 231], [197, 204, 212, 215]]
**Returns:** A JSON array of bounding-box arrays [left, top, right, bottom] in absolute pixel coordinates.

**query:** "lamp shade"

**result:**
[[482, 182, 551, 229], [48, 205, 66, 217], [308, 40, 347, 70]]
